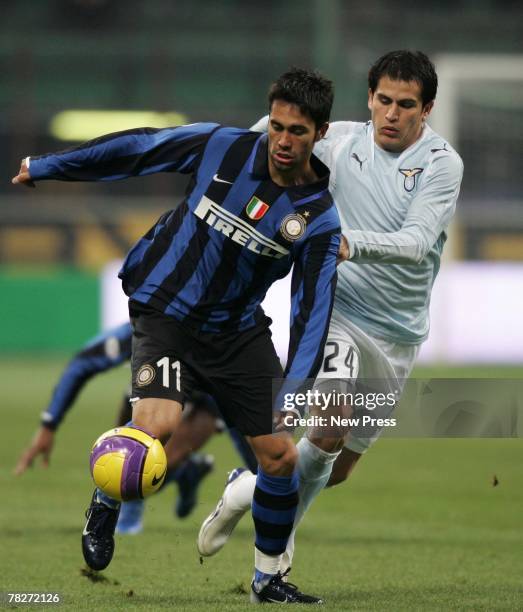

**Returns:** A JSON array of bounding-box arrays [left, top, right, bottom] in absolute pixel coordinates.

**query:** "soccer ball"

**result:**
[[89, 427, 167, 501]]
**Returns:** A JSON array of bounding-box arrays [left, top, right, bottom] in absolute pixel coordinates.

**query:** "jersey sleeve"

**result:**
[[41, 323, 132, 430], [251, 118, 357, 158], [284, 228, 340, 380], [346, 151, 464, 264], [313, 122, 359, 188], [250, 115, 269, 132], [28, 123, 220, 182]]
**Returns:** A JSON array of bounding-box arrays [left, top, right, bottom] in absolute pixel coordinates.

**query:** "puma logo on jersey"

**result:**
[[399, 167, 424, 192], [431, 143, 449, 154], [194, 196, 288, 259], [351, 153, 367, 171]]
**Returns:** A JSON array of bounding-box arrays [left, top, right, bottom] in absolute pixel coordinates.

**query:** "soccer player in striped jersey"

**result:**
[[197, 50, 464, 588], [13, 67, 341, 604]]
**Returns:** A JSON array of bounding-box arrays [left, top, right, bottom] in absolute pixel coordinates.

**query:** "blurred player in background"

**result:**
[[12, 68, 341, 604], [198, 50, 464, 586], [13, 322, 255, 531]]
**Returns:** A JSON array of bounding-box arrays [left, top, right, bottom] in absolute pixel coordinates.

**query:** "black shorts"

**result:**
[[129, 300, 283, 437], [186, 389, 223, 421]]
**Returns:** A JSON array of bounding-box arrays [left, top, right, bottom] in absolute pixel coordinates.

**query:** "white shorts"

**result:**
[[316, 313, 420, 454]]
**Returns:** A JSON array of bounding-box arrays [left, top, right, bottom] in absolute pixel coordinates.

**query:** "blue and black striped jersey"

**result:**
[[40, 323, 132, 430], [29, 123, 340, 380]]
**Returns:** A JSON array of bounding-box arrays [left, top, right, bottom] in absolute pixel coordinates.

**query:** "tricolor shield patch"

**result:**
[[245, 196, 269, 220]]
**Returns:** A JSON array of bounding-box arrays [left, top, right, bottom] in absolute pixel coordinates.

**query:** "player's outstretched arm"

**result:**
[[14, 324, 132, 476], [10, 123, 218, 185], [11, 158, 35, 188], [14, 425, 54, 475]]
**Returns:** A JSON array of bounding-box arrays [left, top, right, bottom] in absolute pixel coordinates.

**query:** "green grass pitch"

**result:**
[[1, 358, 522, 610]]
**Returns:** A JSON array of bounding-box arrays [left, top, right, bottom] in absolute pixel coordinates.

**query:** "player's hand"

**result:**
[[14, 426, 55, 475], [11, 158, 35, 188], [337, 234, 349, 265], [273, 407, 301, 434]]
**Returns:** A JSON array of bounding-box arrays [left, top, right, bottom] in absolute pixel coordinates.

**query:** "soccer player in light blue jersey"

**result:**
[[198, 50, 464, 586]]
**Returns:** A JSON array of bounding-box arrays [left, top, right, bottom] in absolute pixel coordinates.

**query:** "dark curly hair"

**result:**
[[268, 67, 334, 128]]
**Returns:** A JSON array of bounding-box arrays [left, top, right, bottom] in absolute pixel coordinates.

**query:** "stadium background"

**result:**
[[1, 1, 522, 610]]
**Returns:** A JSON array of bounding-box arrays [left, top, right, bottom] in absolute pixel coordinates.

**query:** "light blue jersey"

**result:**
[[314, 120, 463, 344], [250, 117, 463, 345]]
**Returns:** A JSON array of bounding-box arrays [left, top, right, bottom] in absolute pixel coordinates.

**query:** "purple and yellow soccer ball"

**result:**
[[89, 427, 167, 501]]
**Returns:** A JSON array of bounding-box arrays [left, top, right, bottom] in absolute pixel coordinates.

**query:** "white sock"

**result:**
[[228, 470, 256, 511], [254, 549, 282, 575], [281, 437, 340, 570]]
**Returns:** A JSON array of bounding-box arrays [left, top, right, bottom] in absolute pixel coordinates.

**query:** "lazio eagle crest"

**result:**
[[399, 167, 423, 192]]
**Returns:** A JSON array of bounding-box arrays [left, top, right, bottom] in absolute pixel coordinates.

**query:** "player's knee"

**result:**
[[308, 436, 344, 454], [280, 443, 298, 473], [132, 398, 182, 442], [258, 441, 298, 476]]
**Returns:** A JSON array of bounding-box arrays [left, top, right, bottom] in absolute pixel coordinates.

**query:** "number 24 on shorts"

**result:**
[[323, 341, 357, 377], [156, 357, 181, 390]]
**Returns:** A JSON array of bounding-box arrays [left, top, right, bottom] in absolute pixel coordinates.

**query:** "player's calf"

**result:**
[[326, 447, 362, 487], [251, 468, 299, 595], [197, 467, 252, 557], [245, 433, 300, 594], [175, 453, 214, 518]]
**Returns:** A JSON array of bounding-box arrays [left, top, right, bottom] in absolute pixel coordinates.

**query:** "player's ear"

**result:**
[[422, 100, 434, 120], [315, 122, 329, 142], [367, 88, 374, 111]]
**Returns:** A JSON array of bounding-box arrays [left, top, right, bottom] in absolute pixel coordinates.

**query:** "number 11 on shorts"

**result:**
[[156, 357, 181, 391]]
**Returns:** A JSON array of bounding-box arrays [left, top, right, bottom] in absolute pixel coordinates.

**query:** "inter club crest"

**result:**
[[280, 213, 307, 241], [136, 364, 155, 386], [399, 168, 423, 192]]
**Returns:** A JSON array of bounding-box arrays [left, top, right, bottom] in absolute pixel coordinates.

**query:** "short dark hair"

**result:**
[[268, 67, 334, 129], [368, 50, 438, 106]]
